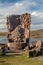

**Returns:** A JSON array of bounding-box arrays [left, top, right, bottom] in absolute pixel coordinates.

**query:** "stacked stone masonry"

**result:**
[[7, 13, 31, 50]]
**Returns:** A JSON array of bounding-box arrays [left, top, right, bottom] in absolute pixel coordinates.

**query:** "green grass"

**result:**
[[0, 50, 43, 65]]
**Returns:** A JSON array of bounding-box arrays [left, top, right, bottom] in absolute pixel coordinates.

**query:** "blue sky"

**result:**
[[0, 0, 43, 32]]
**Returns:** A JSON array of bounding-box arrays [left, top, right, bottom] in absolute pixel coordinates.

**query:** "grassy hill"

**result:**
[[0, 32, 7, 36], [30, 29, 43, 38], [0, 29, 43, 38]]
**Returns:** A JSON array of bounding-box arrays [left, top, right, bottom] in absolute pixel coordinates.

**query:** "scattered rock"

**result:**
[[29, 40, 43, 57]]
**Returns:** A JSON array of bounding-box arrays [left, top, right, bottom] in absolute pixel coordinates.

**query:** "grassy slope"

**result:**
[[30, 29, 43, 38], [0, 50, 43, 65], [0, 29, 43, 37], [0, 32, 7, 36]]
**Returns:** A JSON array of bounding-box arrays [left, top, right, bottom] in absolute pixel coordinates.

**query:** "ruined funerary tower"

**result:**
[[7, 13, 31, 50]]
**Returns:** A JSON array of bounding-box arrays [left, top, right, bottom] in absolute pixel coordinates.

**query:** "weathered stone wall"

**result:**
[[7, 13, 31, 50]]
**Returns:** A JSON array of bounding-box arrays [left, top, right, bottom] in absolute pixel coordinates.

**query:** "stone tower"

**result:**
[[7, 13, 31, 50]]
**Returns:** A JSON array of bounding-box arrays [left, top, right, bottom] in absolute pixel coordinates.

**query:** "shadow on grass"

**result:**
[[0, 60, 5, 63], [0, 53, 22, 57], [29, 52, 43, 58], [0, 63, 12, 65], [0, 53, 22, 65]]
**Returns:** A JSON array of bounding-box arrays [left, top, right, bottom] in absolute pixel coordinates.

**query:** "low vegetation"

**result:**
[[30, 29, 43, 38], [0, 50, 43, 65], [0, 32, 7, 36]]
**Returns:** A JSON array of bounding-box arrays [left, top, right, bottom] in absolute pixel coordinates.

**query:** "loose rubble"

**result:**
[[29, 40, 43, 57]]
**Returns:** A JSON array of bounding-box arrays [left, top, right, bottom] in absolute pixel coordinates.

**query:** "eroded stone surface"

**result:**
[[29, 40, 43, 57], [7, 13, 31, 50]]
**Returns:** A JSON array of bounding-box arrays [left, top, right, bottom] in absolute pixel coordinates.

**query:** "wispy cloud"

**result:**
[[31, 12, 43, 19], [31, 24, 43, 30], [0, 0, 43, 31]]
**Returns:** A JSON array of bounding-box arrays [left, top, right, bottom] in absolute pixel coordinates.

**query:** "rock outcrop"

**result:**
[[29, 40, 43, 57], [7, 13, 31, 50]]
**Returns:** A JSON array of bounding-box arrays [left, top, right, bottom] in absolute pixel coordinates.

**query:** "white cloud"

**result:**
[[0, 0, 43, 18], [0, 0, 43, 31], [0, 24, 7, 28], [0, 18, 6, 22], [31, 11, 43, 19], [0, 2, 24, 30], [31, 12, 38, 16], [0, 2, 24, 17], [31, 24, 43, 30], [0, 0, 37, 17]]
